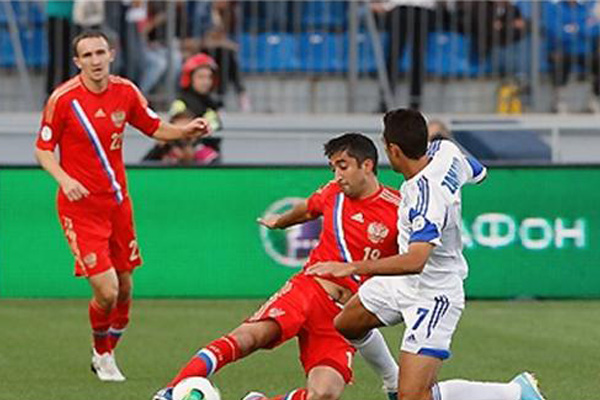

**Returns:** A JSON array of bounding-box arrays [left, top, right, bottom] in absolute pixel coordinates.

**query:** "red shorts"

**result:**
[[247, 274, 355, 383], [57, 191, 142, 277]]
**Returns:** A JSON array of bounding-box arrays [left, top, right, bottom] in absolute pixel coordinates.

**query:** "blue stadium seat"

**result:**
[[349, 31, 389, 74], [542, 0, 600, 56], [0, 26, 47, 68], [239, 33, 300, 72], [0, 26, 15, 67], [426, 32, 476, 77], [298, 32, 345, 73], [514, 0, 533, 19], [0, 1, 45, 25], [22, 26, 47, 67], [0, 1, 16, 24], [25, 2, 46, 24], [354, 31, 377, 74], [300, 1, 348, 30], [240, 1, 294, 33]]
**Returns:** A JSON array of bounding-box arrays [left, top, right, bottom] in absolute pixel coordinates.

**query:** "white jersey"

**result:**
[[396, 139, 487, 299]]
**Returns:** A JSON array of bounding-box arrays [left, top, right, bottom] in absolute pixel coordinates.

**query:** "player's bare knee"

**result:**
[[307, 386, 340, 400], [95, 285, 118, 310]]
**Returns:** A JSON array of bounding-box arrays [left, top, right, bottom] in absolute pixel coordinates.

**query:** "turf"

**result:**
[[0, 299, 597, 400]]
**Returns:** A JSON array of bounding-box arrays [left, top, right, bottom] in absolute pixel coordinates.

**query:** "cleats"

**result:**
[[241, 392, 267, 400], [152, 387, 174, 400], [511, 372, 546, 400], [91, 349, 126, 382]]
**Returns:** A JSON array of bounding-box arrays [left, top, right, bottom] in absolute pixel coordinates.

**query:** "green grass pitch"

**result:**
[[1, 299, 598, 399]]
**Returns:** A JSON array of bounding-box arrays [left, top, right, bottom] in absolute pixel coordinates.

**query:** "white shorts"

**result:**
[[358, 276, 464, 360]]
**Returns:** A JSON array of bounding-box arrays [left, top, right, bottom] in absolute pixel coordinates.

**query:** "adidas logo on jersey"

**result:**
[[406, 334, 417, 343], [351, 213, 364, 223], [94, 108, 106, 118]]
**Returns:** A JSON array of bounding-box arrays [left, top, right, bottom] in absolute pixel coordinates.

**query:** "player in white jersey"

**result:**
[[308, 109, 545, 400]]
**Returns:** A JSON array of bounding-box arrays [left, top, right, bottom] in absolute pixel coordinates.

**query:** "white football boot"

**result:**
[[241, 392, 267, 400], [91, 349, 126, 382]]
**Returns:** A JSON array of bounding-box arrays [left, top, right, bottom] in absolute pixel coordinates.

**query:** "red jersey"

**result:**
[[36, 75, 160, 203], [304, 181, 400, 293]]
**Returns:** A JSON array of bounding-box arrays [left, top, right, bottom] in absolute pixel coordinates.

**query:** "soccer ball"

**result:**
[[172, 377, 221, 400]]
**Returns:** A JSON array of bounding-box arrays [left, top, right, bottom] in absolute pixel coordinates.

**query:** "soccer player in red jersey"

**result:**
[[34, 30, 210, 382], [153, 133, 401, 400]]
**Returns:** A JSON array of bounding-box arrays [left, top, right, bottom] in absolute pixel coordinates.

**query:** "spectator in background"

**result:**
[[546, 0, 600, 113], [72, 0, 105, 30], [427, 119, 452, 141], [46, 0, 74, 97], [457, 1, 530, 77], [119, 0, 147, 84], [139, 0, 184, 95], [189, 0, 251, 111], [372, 0, 446, 111], [142, 110, 205, 164], [72, 0, 127, 74], [167, 53, 223, 164]]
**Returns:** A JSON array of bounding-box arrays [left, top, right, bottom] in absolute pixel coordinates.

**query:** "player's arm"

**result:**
[[34, 148, 90, 201], [257, 200, 317, 229], [306, 242, 433, 278], [464, 154, 487, 184], [152, 118, 211, 141]]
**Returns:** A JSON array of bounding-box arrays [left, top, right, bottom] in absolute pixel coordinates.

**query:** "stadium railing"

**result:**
[[1, 1, 600, 113]]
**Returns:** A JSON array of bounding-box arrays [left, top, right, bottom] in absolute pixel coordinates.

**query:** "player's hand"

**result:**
[[306, 261, 357, 278], [60, 176, 90, 202], [182, 118, 211, 139], [370, 2, 388, 13], [257, 215, 280, 229]]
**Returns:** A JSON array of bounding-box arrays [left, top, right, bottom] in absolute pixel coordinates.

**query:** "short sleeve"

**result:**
[[35, 94, 65, 151], [126, 82, 161, 136], [307, 181, 337, 217], [464, 155, 487, 184], [408, 179, 446, 246]]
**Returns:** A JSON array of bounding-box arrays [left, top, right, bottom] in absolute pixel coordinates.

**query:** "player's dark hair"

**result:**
[[324, 132, 378, 175], [72, 30, 113, 56], [383, 108, 428, 159]]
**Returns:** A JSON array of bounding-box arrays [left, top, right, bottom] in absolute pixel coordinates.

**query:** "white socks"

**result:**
[[351, 330, 521, 400], [434, 380, 521, 400], [351, 329, 399, 392]]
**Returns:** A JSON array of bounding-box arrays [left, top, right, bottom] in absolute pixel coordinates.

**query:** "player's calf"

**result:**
[[167, 335, 241, 388], [229, 320, 281, 356]]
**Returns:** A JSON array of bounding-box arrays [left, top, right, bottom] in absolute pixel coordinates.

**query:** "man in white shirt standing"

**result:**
[[372, 1, 439, 111], [308, 109, 545, 400]]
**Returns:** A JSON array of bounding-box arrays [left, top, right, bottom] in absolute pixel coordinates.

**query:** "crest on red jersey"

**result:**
[[268, 308, 286, 318], [83, 252, 97, 268], [111, 110, 126, 128], [367, 222, 389, 244]]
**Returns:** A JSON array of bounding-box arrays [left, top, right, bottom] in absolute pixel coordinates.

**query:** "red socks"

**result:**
[[268, 389, 307, 400], [109, 299, 131, 349], [89, 300, 111, 355], [168, 335, 241, 387]]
